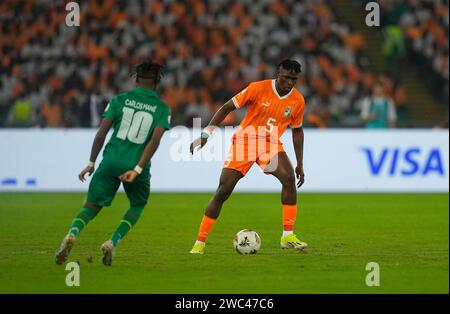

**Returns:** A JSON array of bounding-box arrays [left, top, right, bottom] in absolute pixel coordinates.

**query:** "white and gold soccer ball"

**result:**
[[234, 229, 261, 254]]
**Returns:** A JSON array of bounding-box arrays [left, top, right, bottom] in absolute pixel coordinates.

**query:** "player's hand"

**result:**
[[190, 137, 208, 154], [295, 165, 305, 188], [119, 170, 139, 183], [79, 166, 94, 182]]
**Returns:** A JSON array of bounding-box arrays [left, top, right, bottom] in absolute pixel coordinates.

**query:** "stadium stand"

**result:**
[[355, 0, 448, 126], [0, 0, 436, 128], [385, 0, 449, 107]]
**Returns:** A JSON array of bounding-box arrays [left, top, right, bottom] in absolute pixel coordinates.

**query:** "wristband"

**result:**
[[134, 165, 143, 175], [201, 126, 215, 139], [87, 161, 95, 167], [200, 131, 210, 139]]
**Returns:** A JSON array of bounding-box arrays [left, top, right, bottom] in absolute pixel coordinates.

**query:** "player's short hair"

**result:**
[[132, 60, 164, 84], [278, 59, 302, 74]]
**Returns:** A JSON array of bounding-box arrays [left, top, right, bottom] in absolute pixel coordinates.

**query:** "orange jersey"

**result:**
[[231, 79, 305, 143]]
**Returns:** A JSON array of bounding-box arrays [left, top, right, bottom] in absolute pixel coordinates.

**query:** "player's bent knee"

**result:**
[[281, 173, 296, 188], [85, 201, 102, 213], [130, 201, 147, 209], [215, 184, 233, 203]]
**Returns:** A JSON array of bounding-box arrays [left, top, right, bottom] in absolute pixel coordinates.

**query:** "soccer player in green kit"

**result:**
[[55, 60, 171, 266]]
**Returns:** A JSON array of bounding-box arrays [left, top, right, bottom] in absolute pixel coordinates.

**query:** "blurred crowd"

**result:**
[[0, 0, 443, 129], [380, 0, 449, 107]]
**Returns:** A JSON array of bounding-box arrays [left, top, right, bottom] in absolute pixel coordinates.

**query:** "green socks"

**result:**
[[69, 207, 98, 236], [67, 206, 144, 247], [111, 206, 144, 246]]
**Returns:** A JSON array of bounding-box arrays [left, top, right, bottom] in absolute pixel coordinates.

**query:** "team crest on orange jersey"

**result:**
[[284, 108, 292, 116]]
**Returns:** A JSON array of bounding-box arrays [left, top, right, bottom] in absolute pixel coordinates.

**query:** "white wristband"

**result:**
[[201, 126, 215, 138], [87, 161, 95, 167], [134, 165, 143, 175]]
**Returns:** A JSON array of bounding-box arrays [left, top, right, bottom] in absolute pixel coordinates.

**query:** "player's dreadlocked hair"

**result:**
[[132, 60, 165, 85], [278, 59, 302, 74]]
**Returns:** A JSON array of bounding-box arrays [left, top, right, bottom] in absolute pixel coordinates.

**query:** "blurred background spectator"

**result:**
[[0, 0, 447, 128], [360, 80, 397, 128]]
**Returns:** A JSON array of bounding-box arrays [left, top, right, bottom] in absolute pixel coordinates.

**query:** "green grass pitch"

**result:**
[[0, 193, 448, 293]]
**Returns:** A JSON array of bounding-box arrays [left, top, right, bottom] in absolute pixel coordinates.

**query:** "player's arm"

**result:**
[[79, 118, 113, 182], [190, 100, 236, 154], [119, 126, 166, 183], [292, 126, 305, 188]]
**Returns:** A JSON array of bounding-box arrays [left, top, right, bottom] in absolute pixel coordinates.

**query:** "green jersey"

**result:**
[[100, 87, 171, 173]]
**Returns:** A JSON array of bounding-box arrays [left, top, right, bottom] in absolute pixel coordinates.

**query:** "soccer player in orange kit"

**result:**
[[189, 59, 307, 254]]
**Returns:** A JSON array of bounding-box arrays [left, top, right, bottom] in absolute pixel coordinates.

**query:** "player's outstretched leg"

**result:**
[[190, 168, 243, 254], [101, 205, 144, 266], [268, 152, 307, 251], [55, 202, 101, 265]]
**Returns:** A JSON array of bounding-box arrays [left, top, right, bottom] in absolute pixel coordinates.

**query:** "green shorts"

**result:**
[[86, 163, 150, 208]]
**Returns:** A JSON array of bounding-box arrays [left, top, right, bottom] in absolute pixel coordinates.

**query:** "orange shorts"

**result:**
[[224, 139, 285, 176]]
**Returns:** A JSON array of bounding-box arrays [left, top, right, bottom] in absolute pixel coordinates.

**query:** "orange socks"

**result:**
[[196, 215, 217, 243], [195, 206, 296, 243], [282, 204, 297, 232]]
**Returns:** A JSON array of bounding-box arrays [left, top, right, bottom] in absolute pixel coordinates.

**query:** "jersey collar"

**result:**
[[134, 87, 157, 97], [272, 80, 293, 100]]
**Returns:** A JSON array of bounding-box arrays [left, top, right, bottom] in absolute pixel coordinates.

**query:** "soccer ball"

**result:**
[[234, 229, 261, 254]]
